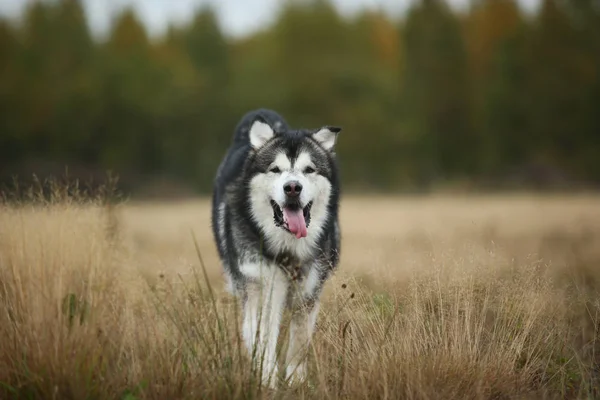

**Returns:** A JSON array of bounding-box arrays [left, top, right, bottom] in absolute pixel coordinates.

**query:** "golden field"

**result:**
[[1, 187, 600, 399]]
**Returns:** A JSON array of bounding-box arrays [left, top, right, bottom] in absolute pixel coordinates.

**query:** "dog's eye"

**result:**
[[304, 167, 315, 174], [269, 167, 281, 173]]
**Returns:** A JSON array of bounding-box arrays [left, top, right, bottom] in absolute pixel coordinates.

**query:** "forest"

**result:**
[[0, 0, 599, 195]]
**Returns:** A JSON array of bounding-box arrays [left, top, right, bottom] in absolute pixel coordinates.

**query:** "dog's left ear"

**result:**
[[312, 126, 341, 152], [249, 118, 275, 149]]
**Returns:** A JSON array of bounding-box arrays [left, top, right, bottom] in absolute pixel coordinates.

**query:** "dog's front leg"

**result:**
[[241, 266, 288, 388], [285, 300, 320, 384]]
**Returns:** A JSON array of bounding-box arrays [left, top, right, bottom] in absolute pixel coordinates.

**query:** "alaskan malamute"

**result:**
[[211, 109, 342, 387]]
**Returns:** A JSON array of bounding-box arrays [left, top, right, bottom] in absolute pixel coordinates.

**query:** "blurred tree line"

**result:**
[[0, 0, 599, 195]]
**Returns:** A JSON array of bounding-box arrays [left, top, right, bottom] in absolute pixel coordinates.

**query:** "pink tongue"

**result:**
[[283, 208, 308, 239]]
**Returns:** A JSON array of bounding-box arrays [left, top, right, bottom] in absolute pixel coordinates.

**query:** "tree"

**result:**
[[401, 0, 474, 186], [481, 22, 530, 176], [100, 9, 162, 172], [561, 0, 600, 180], [270, 0, 349, 124], [526, 0, 600, 181], [1, 0, 598, 194], [51, 0, 98, 162], [11, 0, 97, 162], [185, 8, 229, 87], [181, 7, 234, 188], [267, 1, 406, 188], [0, 20, 21, 165], [466, 0, 522, 87], [466, 0, 529, 176]]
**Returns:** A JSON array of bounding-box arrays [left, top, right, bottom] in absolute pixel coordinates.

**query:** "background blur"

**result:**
[[0, 0, 598, 197]]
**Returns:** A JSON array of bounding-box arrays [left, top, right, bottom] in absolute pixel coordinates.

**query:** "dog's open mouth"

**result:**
[[271, 200, 312, 239]]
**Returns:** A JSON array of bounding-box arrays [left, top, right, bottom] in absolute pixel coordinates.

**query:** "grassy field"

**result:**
[[1, 186, 600, 399]]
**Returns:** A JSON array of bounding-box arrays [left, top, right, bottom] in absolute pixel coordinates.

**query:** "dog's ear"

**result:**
[[249, 118, 275, 149], [312, 126, 341, 152]]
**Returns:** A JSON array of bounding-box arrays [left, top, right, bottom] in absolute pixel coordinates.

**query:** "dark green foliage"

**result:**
[[401, 0, 474, 186], [0, 0, 599, 194], [480, 15, 530, 177]]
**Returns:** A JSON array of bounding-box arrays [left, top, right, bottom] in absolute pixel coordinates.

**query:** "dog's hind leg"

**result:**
[[285, 300, 320, 384], [241, 265, 288, 388]]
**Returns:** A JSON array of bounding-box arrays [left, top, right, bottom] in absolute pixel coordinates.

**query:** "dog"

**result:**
[[211, 109, 342, 387]]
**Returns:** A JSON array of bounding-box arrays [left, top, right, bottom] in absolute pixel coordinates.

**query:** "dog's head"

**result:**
[[245, 117, 341, 242]]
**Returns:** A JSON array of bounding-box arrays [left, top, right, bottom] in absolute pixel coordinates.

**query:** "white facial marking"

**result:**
[[249, 120, 275, 149], [249, 149, 332, 260], [294, 152, 314, 172], [271, 153, 291, 171]]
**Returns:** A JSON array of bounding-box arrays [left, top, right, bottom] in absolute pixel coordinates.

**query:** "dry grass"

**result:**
[[1, 184, 600, 399]]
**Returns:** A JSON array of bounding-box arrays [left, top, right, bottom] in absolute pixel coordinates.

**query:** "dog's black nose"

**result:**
[[283, 181, 302, 197]]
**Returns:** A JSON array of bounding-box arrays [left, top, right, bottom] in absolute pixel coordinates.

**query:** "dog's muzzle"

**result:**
[[270, 199, 312, 239]]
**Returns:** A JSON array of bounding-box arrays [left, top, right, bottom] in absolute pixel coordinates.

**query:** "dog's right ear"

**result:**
[[249, 118, 275, 149], [312, 126, 341, 152]]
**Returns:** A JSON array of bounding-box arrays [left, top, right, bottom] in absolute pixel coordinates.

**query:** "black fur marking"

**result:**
[[275, 251, 304, 281]]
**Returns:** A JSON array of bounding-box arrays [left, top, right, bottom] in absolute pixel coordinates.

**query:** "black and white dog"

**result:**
[[211, 109, 342, 387]]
